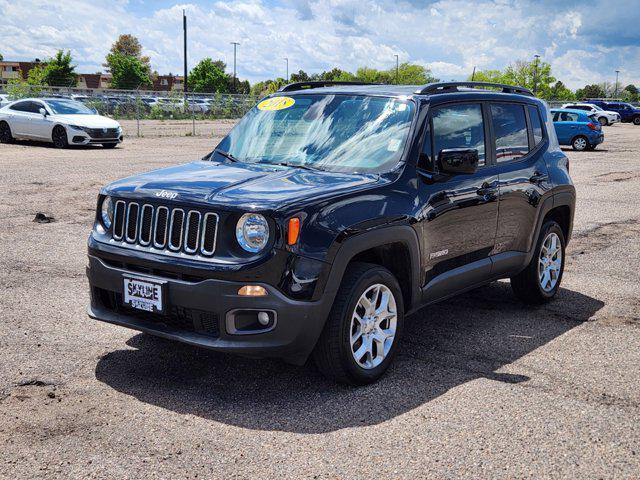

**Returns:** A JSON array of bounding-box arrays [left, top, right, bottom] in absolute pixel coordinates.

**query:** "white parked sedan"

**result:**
[[0, 98, 123, 148], [561, 103, 620, 126]]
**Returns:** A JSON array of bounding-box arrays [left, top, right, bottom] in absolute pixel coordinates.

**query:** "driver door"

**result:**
[[27, 100, 53, 139], [417, 102, 500, 301]]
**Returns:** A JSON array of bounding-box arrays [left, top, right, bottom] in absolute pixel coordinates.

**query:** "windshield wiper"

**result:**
[[273, 162, 324, 172], [210, 149, 240, 163]]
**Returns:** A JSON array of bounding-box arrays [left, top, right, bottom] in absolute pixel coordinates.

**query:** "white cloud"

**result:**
[[0, 0, 638, 89]]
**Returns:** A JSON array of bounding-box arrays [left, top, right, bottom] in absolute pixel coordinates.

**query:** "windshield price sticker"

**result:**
[[257, 97, 295, 111]]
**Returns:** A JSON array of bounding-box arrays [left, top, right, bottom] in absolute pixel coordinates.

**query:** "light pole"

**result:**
[[284, 57, 289, 82], [183, 10, 188, 94], [230, 42, 240, 93], [615, 70, 620, 98], [533, 54, 540, 96], [471, 66, 476, 81], [394, 54, 399, 84]]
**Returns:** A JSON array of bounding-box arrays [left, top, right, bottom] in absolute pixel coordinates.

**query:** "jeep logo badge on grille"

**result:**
[[155, 190, 178, 200]]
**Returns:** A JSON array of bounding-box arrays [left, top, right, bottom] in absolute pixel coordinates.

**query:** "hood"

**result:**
[[52, 114, 121, 129], [103, 160, 380, 211]]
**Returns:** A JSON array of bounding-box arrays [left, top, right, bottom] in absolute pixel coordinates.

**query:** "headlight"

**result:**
[[101, 196, 113, 229], [236, 213, 269, 253], [68, 124, 85, 131]]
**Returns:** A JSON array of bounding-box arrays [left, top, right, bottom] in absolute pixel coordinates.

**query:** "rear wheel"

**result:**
[[313, 262, 404, 385], [0, 121, 14, 143], [52, 125, 68, 148], [571, 135, 588, 151], [511, 220, 565, 304], [598, 116, 608, 126]]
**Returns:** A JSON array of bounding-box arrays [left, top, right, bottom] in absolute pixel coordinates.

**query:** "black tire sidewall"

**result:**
[[634, 117, 640, 126], [532, 221, 566, 300], [0, 122, 12, 143], [52, 126, 68, 148], [337, 267, 404, 384], [598, 117, 607, 126]]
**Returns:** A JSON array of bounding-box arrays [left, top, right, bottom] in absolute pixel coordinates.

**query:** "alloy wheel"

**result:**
[[538, 232, 562, 292], [52, 127, 67, 148], [573, 137, 587, 151], [349, 283, 397, 369], [598, 117, 607, 126]]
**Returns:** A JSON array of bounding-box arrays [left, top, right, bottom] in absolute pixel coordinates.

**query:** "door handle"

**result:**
[[529, 172, 548, 184]]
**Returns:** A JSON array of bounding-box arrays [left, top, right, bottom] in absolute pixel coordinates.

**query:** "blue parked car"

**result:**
[[584, 99, 640, 125], [551, 108, 604, 151]]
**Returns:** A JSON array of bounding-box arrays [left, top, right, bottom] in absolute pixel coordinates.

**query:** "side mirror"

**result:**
[[39, 107, 47, 117], [438, 148, 479, 174]]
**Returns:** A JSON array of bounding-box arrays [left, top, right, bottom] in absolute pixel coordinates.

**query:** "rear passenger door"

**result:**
[[493, 102, 551, 275], [417, 102, 500, 299]]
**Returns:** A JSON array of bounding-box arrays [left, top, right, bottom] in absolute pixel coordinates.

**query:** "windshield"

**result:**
[[46, 99, 95, 115], [215, 94, 415, 173], [590, 104, 603, 111]]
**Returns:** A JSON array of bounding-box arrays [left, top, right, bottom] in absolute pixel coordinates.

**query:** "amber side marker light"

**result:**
[[288, 217, 301, 245], [238, 285, 268, 296]]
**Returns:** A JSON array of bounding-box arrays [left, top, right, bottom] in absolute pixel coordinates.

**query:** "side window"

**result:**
[[552, 111, 560, 122], [27, 102, 43, 113], [560, 112, 579, 122], [527, 105, 544, 146], [490, 103, 529, 162], [431, 103, 486, 167], [9, 101, 30, 112]]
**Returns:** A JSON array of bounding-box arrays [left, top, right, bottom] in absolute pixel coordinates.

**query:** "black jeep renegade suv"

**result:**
[[87, 81, 575, 385]]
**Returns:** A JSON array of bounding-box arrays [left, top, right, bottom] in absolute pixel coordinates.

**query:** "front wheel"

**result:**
[[572, 135, 588, 151], [52, 125, 68, 148], [633, 116, 640, 126], [313, 262, 404, 385], [0, 121, 14, 143], [511, 220, 565, 304]]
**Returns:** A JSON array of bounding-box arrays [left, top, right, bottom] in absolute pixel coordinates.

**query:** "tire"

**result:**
[[598, 116, 608, 126], [571, 135, 588, 151], [102, 143, 118, 149], [52, 125, 68, 148], [633, 116, 640, 126], [0, 121, 14, 143], [511, 220, 565, 305], [313, 262, 404, 385]]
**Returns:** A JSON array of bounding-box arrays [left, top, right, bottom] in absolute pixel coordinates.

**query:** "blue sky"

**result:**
[[1, 0, 639, 89]]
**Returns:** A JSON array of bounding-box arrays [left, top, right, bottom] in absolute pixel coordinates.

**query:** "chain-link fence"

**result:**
[[0, 84, 259, 138]]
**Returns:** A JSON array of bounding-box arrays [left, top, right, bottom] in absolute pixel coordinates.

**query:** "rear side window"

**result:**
[[431, 103, 486, 166], [490, 103, 529, 162], [527, 105, 544, 146], [9, 101, 30, 112], [559, 112, 579, 122]]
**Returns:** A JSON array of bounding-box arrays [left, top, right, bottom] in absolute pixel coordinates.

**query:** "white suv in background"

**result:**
[[561, 103, 620, 126]]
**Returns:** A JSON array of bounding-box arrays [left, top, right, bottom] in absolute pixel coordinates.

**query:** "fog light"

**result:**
[[258, 311, 270, 326], [238, 285, 267, 296]]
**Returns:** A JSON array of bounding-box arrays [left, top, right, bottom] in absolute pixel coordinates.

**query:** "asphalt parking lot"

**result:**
[[1, 122, 639, 479]]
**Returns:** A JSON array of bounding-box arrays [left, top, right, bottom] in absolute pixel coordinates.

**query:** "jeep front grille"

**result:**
[[111, 200, 218, 258]]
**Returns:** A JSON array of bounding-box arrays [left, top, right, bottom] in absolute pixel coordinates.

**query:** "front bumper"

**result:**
[[68, 128, 123, 145], [87, 254, 332, 364]]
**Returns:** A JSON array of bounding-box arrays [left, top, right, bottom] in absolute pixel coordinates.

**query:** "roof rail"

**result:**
[[415, 82, 533, 97], [278, 81, 379, 92]]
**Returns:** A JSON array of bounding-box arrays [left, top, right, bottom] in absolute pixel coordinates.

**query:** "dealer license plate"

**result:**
[[123, 276, 165, 313]]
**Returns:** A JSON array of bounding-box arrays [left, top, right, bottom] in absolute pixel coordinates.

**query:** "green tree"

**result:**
[[548, 81, 575, 101], [575, 84, 606, 100], [622, 84, 639, 103], [26, 64, 47, 85], [188, 58, 228, 93], [0, 53, 3, 61], [108, 34, 151, 70], [468, 69, 507, 83], [290, 70, 311, 82], [106, 52, 152, 89], [40, 50, 77, 86]]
